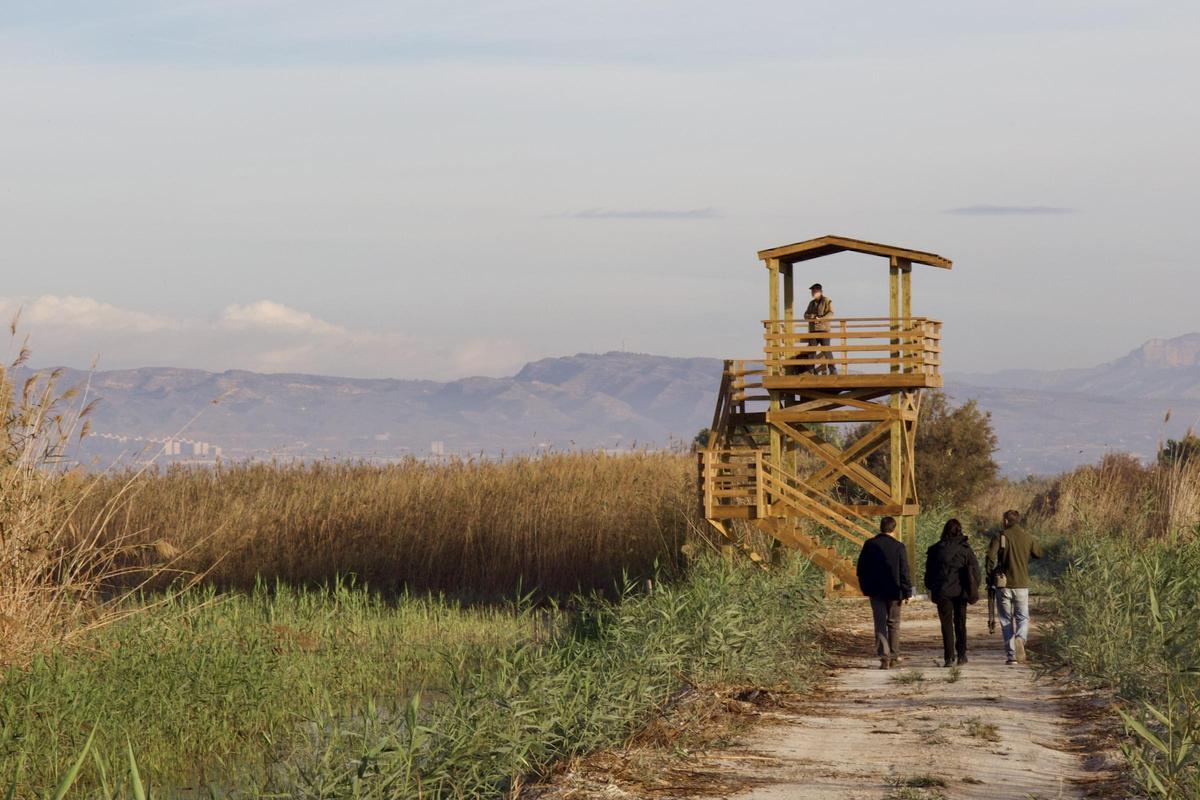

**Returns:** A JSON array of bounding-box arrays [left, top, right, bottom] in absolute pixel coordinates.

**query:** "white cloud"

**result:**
[[12, 295, 176, 333], [220, 300, 345, 335], [1, 294, 528, 380]]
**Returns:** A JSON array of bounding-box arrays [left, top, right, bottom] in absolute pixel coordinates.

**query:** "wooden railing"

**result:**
[[762, 317, 941, 377], [698, 448, 759, 519]]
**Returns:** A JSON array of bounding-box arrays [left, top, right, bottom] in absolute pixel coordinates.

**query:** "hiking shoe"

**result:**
[[890, 656, 905, 667], [1006, 658, 1017, 665], [880, 658, 891, 670], [1014, 637, 1027, 663], [958, 654, 968, 665], [944, 658, 957, 668]]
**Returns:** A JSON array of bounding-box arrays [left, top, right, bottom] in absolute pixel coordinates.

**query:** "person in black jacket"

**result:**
[[856, 516, 913, 669], [924, 518, 982, 667]]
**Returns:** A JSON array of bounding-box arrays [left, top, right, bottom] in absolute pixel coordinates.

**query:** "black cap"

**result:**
[[809, 283, 822, 291]]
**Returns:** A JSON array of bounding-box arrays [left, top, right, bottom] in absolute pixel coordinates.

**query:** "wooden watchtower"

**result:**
[[699, 235, 950, 594]]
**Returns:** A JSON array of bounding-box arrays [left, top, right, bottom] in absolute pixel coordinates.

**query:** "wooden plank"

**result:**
[[764, 329, 934, 341], [764, 342, 928, 354], [769, 408, 914, 424], [778, 388, 892, 414], [763, 344, 927, 355], [762, 373, 940, 389], [769, 356, 926, 366]]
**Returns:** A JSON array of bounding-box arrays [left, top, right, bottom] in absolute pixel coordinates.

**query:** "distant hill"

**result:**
[[948, 333, 1200, 475], [41, 353, 724, 464], [957, 333, 1200, 399], [33, 334, 1200, 475]]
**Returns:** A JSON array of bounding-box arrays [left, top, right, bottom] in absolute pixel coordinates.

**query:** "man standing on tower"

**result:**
[[804, 283, 836, 375]]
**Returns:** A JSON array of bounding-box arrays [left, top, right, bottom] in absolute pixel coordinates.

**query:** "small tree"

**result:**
[[914, 392, 999, 506], [849, 391, 999, 507], [1159, 433, 1200, 467]]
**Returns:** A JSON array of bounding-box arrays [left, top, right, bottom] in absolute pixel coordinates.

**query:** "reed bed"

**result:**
[[1036, 453, 1200, 540], [72, 452, 697, 598], [1045, 536, 1200, 797]]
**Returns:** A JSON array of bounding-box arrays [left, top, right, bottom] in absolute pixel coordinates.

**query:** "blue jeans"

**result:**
[[997, 588, 1030, 659]]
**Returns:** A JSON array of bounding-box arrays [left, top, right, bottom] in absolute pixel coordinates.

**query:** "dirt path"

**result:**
[[704, 599, 1119, 799]]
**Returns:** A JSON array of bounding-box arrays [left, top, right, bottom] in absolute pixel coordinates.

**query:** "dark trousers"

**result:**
[[812, 337, 834, 373], [869, 598, 902, 659], [936, 597, 968, 662]]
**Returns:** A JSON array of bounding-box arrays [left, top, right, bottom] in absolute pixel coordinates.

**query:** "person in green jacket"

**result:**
[[985, 510, 1043, 665]]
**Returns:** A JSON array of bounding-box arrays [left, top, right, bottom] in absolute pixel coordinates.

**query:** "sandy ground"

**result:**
[[704, 598, 1121, 800]]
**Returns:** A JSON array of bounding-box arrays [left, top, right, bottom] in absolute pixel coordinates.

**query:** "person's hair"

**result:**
[[1003, 509, 1022, 528], [880, 516, 897, 534], [941, 518, 963, 540]]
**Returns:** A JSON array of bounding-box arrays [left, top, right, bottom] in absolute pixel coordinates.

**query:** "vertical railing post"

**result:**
[[840, 319, 849, 374], [755, 449, 766, 518], [702, 450, 713, 519]]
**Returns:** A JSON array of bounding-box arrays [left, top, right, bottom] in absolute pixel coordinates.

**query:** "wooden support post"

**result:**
[[767, 259, 782, 478], [781, 264, 796, 474], [782, 263, 794, 323], [888, 257, 905, 560], [768, 257, 781, 325], [901, 262, 912, 374]]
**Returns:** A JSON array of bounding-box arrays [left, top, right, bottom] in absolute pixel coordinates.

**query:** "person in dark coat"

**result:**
[[924, 518, 982, 667], [856, 516, 913, 669]]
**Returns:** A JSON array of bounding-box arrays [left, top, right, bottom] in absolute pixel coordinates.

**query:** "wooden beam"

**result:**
[[807, 419, 892, 491], [772, 420, 894, 504], [769, 408, 913, 424]]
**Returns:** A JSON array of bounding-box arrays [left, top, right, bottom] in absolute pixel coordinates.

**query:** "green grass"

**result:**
[[890, 669, 925, 686], [885, 774, 947, 800], [963, 717, 1000, 743], [1043, 534, 1200, 797], [0, 557, 826, 797]]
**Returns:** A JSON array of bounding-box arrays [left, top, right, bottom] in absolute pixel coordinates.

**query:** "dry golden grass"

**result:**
[[0, 325, 186, 663], [1038, 452, 1200, 540], [74, 452, 698, 597]]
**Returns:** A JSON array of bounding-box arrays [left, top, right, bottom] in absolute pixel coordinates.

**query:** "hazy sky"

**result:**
[[2, 1, 1197, 379]]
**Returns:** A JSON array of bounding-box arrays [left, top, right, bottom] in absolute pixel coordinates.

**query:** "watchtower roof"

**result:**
[[757, 235, 952, 269]]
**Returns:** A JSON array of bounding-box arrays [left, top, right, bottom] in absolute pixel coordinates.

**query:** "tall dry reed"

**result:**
[[75, 452, 698, 597], [1, 325, 197, 663], [1038, 452, 1200, 540]]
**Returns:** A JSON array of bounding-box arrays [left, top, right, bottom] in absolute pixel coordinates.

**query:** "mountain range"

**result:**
[[948, 333, 1200, 474], [38, 333, 1200, 476]]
